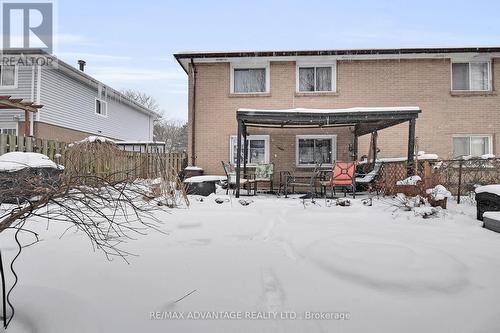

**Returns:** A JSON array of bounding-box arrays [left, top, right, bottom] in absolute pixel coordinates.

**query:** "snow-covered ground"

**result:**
[[2, 191, 500, 332]]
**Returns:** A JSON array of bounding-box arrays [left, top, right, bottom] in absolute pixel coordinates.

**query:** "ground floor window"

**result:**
[[452, 135, 492, 158], [230, 135, 270, 165], [296, 135, 336, 167], [0, 122, 18, 135]]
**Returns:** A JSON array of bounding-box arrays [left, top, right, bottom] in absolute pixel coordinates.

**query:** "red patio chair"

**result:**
[[320, 161, 356, 198]]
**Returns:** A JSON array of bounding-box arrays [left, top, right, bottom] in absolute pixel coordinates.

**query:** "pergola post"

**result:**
[[24, 110, 30, 136], [407, 118, 416, 176], [243, 125, 248, 176], [235, 119, 243, 198], [352, 129, 358, 161], [372, 131, 378, 166]]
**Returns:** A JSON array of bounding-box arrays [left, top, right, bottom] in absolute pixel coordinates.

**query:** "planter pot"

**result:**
[[394, 184, 422, 197], [428, 197, 447, 209]]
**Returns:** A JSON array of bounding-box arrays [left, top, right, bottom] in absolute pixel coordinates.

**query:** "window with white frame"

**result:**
[[452, 135, 492, 158], [296, 135, 336, 166], [297, 63, 335, 92], [0, 122, 18, 135], [229, 135, 270, 165], [0, 65, 16, 88], [452, 62, 491, 91], [231, 63, 269, 93], [95, 98, 108, 116]]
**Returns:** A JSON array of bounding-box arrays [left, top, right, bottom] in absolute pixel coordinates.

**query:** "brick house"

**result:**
[[174, 47, 500, 176]]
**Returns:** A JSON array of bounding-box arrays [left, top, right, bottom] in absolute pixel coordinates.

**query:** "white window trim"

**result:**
[[452, 134, 493, 157], [296, 134, 337, 168], [229, 134, 270, 166], [0, 65, 18, 89], [450, 61, 492, 92], [296, 61, 336, 93], [229, 62, 270, 94], [95, 98, 108, 117], [0, 122, 18, 135]]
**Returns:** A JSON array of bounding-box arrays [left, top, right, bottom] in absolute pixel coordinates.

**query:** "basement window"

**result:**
[[95, 98, 108, 117]]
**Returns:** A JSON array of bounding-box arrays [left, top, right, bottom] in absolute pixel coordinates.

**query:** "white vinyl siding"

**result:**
[[39, 68, 153, 141], [296, 135, 336, 167], [452, 62, 491, 91], [452, 135, 492, 158], [229, 135, 270, 165]]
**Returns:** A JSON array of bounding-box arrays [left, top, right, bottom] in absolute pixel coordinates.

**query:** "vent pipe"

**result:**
[[77, 60, 86, 71]]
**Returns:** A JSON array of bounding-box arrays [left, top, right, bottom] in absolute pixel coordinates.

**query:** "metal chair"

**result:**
[[283, 163, 323, 198], [320, 161, 357, 198], [221, 161, 256, 196]]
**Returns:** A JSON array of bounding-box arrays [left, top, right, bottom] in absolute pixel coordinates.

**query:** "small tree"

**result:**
[[154, 119, 188, 152]]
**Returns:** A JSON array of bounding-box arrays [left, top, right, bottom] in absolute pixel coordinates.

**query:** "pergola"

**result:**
[[0, 96, 43, 136], [234, 106, 421, 197]]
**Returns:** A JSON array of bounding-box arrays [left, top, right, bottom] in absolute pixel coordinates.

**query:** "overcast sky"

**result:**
[[53, 0, 500, 121]]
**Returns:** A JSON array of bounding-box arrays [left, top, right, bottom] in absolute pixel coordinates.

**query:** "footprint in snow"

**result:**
[[261, 268, 285, 312]]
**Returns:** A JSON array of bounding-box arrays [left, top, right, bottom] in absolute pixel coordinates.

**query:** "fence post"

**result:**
[[457, 160, 463, 204]]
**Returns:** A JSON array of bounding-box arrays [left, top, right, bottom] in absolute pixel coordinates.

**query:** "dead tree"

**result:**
[[0, 140, 185, 328]]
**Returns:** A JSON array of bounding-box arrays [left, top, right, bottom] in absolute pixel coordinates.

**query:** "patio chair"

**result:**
[[320, 161, 357, 198], [282, 163, 323, 198], [355, 161, 382, 194], [221, 161, 256, 196], [254, 163, 274, 193]]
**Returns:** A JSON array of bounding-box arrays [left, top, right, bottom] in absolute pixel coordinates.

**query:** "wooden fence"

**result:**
[[0, 134, 187, 179]]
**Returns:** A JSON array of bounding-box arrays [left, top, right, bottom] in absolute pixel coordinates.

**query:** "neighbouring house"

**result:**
[[0, 49, 156, 142], [175, 47, 500, 176]]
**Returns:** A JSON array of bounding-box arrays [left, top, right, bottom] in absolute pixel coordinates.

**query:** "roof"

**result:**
[[3, 49, 158, 117], [236, 106, 421, 136], [174, 46, 500, 73]]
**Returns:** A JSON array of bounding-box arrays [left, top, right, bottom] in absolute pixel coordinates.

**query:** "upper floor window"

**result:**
[[230, 63, 269, 94], [452, 135, 492, 158], [452, 62, 491, 91], [0, 65, 16, 88], [95, 98, 108, 117], [297, 63, 335, 92]]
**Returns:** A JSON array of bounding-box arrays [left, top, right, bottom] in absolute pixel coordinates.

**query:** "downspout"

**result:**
[[190, 58, 197, 166]]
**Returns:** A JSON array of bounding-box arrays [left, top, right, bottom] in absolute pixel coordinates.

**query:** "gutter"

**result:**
[[173, 46, 500, 60], [190, 58, 197, 166]]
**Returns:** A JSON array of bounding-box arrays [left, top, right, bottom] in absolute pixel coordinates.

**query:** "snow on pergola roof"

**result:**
[[237, 106, 420, 114], [236, 106, 421, 136]]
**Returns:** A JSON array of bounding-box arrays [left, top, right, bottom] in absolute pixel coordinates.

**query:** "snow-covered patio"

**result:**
[[2, 192, 500, 332]]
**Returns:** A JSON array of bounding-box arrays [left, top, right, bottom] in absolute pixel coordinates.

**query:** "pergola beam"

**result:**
[[0, 96, 43, 137]]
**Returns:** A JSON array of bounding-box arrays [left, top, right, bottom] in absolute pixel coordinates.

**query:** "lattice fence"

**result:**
[[373, 158, 500, 200]]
